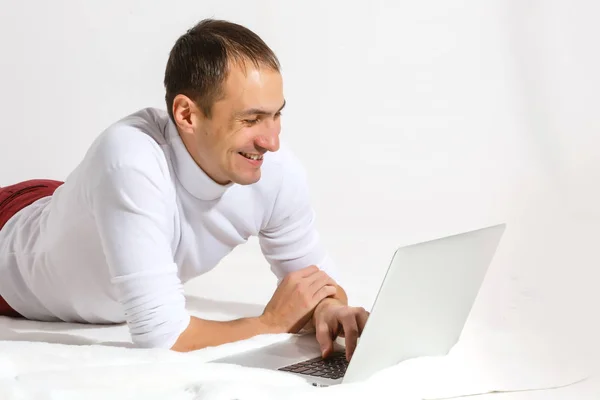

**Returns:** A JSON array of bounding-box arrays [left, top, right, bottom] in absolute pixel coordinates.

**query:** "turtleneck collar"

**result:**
[[165, 119, 233, 201]]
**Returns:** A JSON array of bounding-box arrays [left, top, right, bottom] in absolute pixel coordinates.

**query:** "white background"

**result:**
[[1, 0, 598, 360]]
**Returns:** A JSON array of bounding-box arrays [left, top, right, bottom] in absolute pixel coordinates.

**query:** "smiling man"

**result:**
[[0, 19, 368, 360]]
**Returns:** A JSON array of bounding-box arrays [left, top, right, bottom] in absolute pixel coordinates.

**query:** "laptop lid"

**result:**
[[342, 224, 506, 383]]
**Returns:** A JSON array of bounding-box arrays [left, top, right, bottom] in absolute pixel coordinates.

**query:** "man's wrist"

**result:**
[[256, 313, 287, 335], [331, 283, 348, 305], [315, 297, 343, 313], [322, 296, 343, 307], [314, 284, 347, 313]]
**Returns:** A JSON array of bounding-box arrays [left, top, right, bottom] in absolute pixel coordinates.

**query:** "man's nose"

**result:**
[[256, 122, 280, 152]]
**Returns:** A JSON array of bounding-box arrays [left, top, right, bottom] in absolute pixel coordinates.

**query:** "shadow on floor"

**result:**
[[0, 327, 134, 348]]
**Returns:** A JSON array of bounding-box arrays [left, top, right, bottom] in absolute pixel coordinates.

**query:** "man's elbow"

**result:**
[[127, 314, 192, 351]]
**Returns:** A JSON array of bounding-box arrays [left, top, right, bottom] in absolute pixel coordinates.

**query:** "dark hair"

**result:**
[[164, 18, 280, 121]]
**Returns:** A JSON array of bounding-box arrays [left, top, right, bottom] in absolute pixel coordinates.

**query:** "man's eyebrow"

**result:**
[[236, 100, 286, 117]]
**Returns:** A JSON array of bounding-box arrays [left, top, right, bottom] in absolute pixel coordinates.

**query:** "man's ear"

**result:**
[[172, 94, 198, 135]]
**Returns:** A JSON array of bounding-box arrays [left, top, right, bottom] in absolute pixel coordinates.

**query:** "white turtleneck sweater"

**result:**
[[0, 108, 340, 349]]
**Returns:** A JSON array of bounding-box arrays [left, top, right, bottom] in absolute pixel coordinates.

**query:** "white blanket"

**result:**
[[0, 296, 593, 400]]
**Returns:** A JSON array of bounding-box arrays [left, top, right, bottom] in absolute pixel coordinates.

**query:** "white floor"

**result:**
[[0, 289, 597, 400]]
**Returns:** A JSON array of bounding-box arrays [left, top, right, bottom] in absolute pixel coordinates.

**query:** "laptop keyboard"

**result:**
[[277, 351, 349, 380]]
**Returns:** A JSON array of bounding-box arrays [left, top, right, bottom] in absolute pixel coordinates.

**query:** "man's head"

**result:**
[[164, 19, 284, 186]]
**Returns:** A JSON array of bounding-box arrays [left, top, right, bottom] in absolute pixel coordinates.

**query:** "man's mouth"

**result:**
[[239, 151, 264, 161]]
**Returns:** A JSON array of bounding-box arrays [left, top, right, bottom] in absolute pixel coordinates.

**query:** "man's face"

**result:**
[[176, 63, 285, 186]]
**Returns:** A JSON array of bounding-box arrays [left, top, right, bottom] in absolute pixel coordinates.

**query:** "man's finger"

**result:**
[[308, 270, 335, 291], [342, 314, 359, 361], [294, 265, 320, 279], [306, 271, 327, 291], [357, 308, 369, 335], [339, 308, 369, 338], [313, 284, 336, 303], [315, 321, 333, 358]]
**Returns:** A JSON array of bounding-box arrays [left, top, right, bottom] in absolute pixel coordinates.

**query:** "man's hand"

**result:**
[[260, 265, 338, 333], [313, 298, 369, 361], [171, 265, 336, 352]]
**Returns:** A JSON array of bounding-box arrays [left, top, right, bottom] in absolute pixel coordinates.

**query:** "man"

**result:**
[[0, 19, 368, 360]]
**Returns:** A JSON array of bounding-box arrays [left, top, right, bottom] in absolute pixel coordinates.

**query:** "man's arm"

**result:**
[[171, 316, 279, 352], [171, 265, 338, 351], [91, 131, 342, 351], [93, 166, 338, 351], [172, 281, 348, 352], [256, 145, 354, 336], [258, 146, 344, 290]]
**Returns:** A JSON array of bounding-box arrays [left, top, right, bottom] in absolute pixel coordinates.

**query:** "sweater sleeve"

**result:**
[[88, 138, 189, 349], [258, 150, 342, 286]]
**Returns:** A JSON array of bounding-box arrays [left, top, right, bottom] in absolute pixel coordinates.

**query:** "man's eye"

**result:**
[[244, 118, 260, 125]]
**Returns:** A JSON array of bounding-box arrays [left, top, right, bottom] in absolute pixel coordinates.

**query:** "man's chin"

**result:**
[[231, 170, 262, 186]]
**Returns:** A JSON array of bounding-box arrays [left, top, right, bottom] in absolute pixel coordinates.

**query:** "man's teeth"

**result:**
[[240, 152, 263, 161]]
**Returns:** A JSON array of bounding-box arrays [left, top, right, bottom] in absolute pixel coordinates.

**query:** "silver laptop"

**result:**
[[211, 223, 506, 387]]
